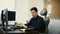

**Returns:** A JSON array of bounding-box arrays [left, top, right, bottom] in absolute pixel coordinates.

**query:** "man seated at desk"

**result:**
[[16, 7, 45, 33]]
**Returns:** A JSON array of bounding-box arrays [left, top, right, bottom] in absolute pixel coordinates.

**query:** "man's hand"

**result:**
[[16, 23, 27, 28]]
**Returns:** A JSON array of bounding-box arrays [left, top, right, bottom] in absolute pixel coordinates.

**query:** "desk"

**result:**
[[0, 26, 39, 34], [5, 30, 39, 34], [6, 30, 27, 34]]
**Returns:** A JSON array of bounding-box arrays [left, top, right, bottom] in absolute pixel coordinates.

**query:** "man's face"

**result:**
[[31, 10, 38, 17]]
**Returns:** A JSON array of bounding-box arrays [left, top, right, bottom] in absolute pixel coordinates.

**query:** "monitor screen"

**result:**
[[1, 10, 16, 21], [8, 11, 16, 21]]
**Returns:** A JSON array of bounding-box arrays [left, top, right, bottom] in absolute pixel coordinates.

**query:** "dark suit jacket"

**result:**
[[26, 16, 45, 33]]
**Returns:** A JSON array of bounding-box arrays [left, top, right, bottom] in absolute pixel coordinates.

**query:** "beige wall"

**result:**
[[0, 0, 15, 14], [15, 0, 29, 24], [44, 0, 60, 18]]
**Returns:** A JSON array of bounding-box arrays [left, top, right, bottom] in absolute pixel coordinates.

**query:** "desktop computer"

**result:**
[[1, 9, 16, 30]]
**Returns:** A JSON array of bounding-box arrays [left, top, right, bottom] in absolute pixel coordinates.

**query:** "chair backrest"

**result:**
[[40, 8, 50, 34]]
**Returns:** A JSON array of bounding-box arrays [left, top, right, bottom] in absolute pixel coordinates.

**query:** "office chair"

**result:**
[[40, 8, 50, 34]]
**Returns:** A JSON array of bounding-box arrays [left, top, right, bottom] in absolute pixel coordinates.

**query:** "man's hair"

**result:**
[[30, 7, 38, 12]]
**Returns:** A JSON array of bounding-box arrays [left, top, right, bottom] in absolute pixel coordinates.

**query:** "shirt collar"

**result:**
[[33, 15, 39, 19]]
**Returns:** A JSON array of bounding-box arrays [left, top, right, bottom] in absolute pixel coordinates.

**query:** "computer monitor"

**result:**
[[1, 9, 16, 28], [8, 11, 16, 21]]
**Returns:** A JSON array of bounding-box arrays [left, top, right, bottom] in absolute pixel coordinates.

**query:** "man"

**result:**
[[16, 7, 45, 33]]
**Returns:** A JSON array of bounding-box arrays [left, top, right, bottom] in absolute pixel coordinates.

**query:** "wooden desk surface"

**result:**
[[6, 30, 26, 34]]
